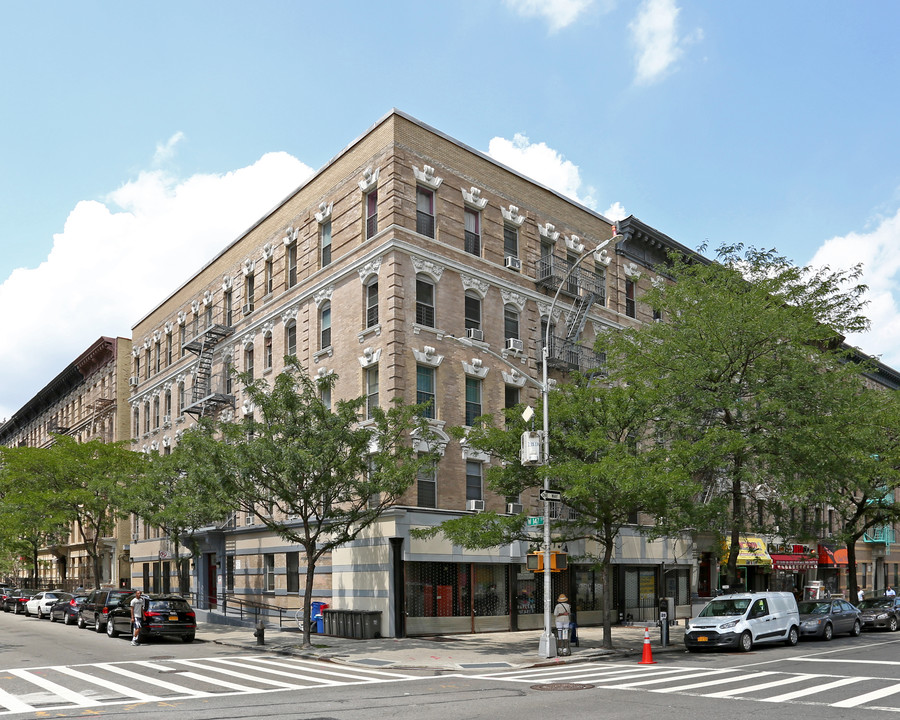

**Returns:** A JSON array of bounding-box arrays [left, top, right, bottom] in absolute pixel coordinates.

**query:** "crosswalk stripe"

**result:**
[[244, 657, 413, 681], [0, 687, 35, 714], [53, 666, 158, 701], [652, 671, 776, 693], [832, 682, 900, 708], [6, 669, 100, 707], [600, 668, 739, 688], [763, 676, 864, 702], [171, 659, 307, 688], [96, 662, 215, 696], [165, 671, 265, 693], [702, 673, 817, 698], [200, 658, 344, 685]]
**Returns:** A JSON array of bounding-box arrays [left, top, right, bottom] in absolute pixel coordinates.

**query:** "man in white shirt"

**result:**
[[130, 591, 145, 647], [886, 586, 896, 597]]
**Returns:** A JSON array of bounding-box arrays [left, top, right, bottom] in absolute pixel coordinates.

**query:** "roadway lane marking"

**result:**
[[169, 659, 308, 688], [702, 673, 818, 698], [0, 687, 34, 714], [762, 676, 865, 702], [96, 662, 216, 696], [6, 669, 100, 707], [652, 671, 776, 693], [600, 668, 741, 688], [793, 658, 900, 666], [53, 666, 158, 701], [241, 657, 418, 681], [833, 682, 900, 708]]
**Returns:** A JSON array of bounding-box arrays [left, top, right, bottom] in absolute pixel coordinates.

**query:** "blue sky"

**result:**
[[2, 0, 899, 420]]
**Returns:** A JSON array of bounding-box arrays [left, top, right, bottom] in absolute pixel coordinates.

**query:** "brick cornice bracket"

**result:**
[[358, 347, 382, 368], [624, 262, 642, 279], [358, 166, 380, 193], [357, 257, 383, 284], [413, 164, 443, 191], [314, 202, 333, 224], [502, 369, 528, 388], [177, 311, 187, 326], [462, 358, 489, 379], [203, 290, 214, 306], [281, 305, 299, 324], [537, 301, 563, 324], [462, 186, 489, 211], [461, 274, 489, 299], [262, 242, 275, 259], [565, 235, 585, 253], [411, 256, 444, 282], [282, 226, 300, 245], [413, 346, 443, 367], [500, 290, 527, 311], [191, 300, 201, 316], [242, 258, 256, 276], [313, 286, 334, 307]]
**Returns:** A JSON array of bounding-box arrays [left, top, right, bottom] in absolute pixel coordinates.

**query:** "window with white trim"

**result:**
[[416, 275, 435, 327], [365, 279, 378, 328], [504, 305, 519, 340], [285, 321, 297, 358], [464, 208, 480, 256], [321, 220, 332, 268], [287, 243, 298, 287], [417, 461, 437, 508], [466, 461, 483, 501], [366, 190, 378, 239], [320, 302, 332, 349], [416, 364, 435, 419], [464, 292, 481, 332], [465, 376, 482, 426], [503, 225, 518, 264], [365, 365, 379, 420], [416, 187, 435, 238], [264, 332, 273, 370]]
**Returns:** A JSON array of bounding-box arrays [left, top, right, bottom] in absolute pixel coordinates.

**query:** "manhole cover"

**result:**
[[530, 683, 595, 691]]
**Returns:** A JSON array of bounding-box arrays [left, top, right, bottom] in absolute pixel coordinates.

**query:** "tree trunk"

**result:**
[[601, 528, 615, 649], [302, 545, 316, 648]]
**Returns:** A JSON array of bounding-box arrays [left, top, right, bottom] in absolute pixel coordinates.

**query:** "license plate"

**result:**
[[168, 615, 178, 621], [697, 636, 708, 642]]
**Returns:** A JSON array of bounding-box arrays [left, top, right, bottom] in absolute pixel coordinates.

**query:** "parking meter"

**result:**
[[659, 597, 670, 647]]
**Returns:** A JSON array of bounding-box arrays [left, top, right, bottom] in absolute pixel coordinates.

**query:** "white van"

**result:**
[[684, 592, 800, 652]]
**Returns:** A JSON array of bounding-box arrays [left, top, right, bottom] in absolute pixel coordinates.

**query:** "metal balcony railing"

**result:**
[[538, 334, 606, 374], [863, 526, 895, 544], [534, 257, 606, 305], [416, 211, 435, 238]]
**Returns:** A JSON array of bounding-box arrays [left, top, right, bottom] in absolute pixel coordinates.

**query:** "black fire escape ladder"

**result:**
[[192, 340, 214, 412], [565, 291, 597, 343]]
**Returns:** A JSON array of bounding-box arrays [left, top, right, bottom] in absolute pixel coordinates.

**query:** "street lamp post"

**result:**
[[537, 235, 614, 658]]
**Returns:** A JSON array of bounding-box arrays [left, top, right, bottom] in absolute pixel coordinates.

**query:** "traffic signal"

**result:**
[[526, 552, 568, 572]]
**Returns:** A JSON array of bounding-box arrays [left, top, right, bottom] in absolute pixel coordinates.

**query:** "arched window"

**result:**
[[416, 275, 435, 327]]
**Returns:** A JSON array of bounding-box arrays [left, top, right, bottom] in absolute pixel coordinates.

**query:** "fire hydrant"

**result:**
[[253, 621, 265, 646]]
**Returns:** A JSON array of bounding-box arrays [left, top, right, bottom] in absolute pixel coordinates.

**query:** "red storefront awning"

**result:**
[[770, 554, 818, 571], [818, 544, 848, 566]]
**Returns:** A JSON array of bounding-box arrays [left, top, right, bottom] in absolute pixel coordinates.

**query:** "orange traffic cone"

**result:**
[[638, 626, 656, 664]]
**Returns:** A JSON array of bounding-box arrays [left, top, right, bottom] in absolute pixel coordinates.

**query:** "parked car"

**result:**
[[78, 588, 134, 632], [49, 594, 87, 625], [106, 593, 196, 643], [3, 589, 38, 614], [684, 591, 800, 652], [24, 591, 71, 619], [797, 599, 861, 640], [857, 596, 900, 631]]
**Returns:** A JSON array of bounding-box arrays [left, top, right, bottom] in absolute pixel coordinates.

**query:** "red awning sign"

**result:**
[[770, 554, 818, 571]]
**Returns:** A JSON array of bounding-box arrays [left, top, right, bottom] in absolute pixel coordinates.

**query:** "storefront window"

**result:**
[[406, 562, 470, 617], [575, 566, 604, 611]]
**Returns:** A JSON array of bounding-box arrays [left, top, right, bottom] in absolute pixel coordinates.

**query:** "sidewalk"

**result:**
[[202, 621, 686, 671]]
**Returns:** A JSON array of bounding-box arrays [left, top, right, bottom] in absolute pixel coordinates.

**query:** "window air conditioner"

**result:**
[[163, 415, 171, 424], [505, 256, 521, 270], [507, 502, 524, 515], [506, 338, 524, 353], [242, 303, 254, 315], [466, 328, 484, 342], [129, 376, 139, 386], [466, 499, 485, 512]]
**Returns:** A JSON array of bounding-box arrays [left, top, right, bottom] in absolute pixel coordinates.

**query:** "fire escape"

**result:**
[[182, 305, 235, 418], [535, 254, 607, 374]]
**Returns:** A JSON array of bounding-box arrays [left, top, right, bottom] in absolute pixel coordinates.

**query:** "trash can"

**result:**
[[349, 610, 364, 639], [359, 611, 382, 639], [311, 602, 329, 634], [323, 609, 335, 636]]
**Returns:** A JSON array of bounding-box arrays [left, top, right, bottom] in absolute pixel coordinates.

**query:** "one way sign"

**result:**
[[539, 489, 561, 502]]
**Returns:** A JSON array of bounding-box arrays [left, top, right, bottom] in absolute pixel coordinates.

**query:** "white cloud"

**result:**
[[604, 201, 628, 222], [629, 0, 700, 85], [502, 0, 596, 32], [487, 132, 598, 209], [153, 131, 185, 165], [808, 208, 900, 369], [0, 151, 313, 422]]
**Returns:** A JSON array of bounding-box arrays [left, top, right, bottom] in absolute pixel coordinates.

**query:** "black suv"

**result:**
[[78, 588, 134, 632], [106, 593, 196, 643]]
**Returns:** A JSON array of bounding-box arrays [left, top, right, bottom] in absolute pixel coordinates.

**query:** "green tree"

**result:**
[[600, 244, 870, 587], [124, 431, 234, 592], [196, 359, 437, 646], [0, 437, 144, 587], [418, 376, 694, 649]]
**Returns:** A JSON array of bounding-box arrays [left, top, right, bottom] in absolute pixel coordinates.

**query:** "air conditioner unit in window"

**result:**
[[506, 338, 524, 353], [163, 415, 171, 424], [505, 256, 521, 270], [242, 303, 254, 315], [466, 328, 484, 342], [466, 499, 485, 512], [129, 376, 139, 386], [507, 502, 524, 515]]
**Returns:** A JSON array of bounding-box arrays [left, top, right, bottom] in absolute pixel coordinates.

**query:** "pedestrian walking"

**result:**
[[858, 587, 865, 603], [130, 590, 145, 646]]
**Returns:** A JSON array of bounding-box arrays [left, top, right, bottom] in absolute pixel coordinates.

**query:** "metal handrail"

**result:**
[[220, 594, 291, 628]]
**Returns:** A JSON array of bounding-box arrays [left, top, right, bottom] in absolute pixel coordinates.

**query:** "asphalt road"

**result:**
[[3, 609, 900, 719]]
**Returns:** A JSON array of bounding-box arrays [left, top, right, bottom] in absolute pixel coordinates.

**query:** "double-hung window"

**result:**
[[416, 276, 435, 327], [264, 333, 273, 370], [504, 225, 518, 266], [464, 293, 481, 332], [365, 280, 378, 328], [416, 187, 435, 238], [320, 303, 332, 349], [366, 190, 378, 239], [465, 377, 482, 426], [625, 279, 636, 318], [245, 273, 255, 312], [264, 554, 275, 592], [464, 209, 480, 256], [285, 322, 297, 357], [265, 258, 273, 295], [287, 243, 297, 287], [416, 365, 435, 419], [504, 306, 519, 340], [321, 221, 332, 268], [245, 346, 255, 381], [417, 462, 437, 508], [466, 461, 483, 501], [365, 365, 379, 420]]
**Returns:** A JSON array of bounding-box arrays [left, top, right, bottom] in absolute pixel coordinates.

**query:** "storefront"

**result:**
[[818, 543, 849, 596], [769, 546, 818, 595], [720, 535, 773, 591]]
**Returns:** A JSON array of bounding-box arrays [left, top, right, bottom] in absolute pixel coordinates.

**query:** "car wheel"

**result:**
[[851, 619, 861, 636], [37, 607, 44, 620], [890, 617, 899, 632], [182, 633, 195, 643], [64, 612, 74, 626], [24, 607, 30, 617], [49, 612, 56, 623], [77, 614, 86, 629], [94, 616, 104, 633], [14, 604, 22, 615], [785, 626, 799, 647], [106, 619, 119, 638], [739, 631, 753, 652], [823, 623, 833, 641]]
